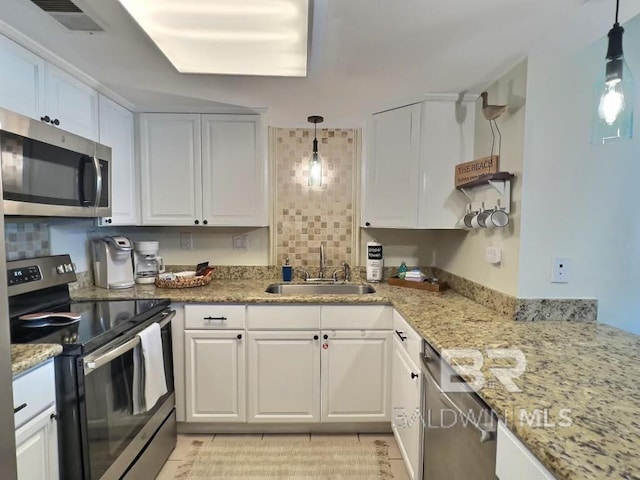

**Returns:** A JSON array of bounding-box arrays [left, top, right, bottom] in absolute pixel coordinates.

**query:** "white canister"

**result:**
[[366, 241, 384, 282]]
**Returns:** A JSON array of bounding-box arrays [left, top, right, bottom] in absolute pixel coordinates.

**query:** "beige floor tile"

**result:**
[[262, 433, 310, 442], [358, 433, 402, 459], [213, 433, 263, 441], [168, 434, 214, 461], [310, 433, 358, 442], [155, 460, 180, 480], [390, 459, 411, 480]]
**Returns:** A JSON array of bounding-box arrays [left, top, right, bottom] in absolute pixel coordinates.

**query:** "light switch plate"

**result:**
[[486, 246, 502, 264], [233, 235, 248, 251]]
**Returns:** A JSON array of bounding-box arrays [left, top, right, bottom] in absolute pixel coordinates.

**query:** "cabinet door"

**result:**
[[418, 100, 475, 229], [321, 330, 391, 422], [0, 34, 45, 120], [15, 406, 59, 480], [392, 336, 422, 480], [45, 64, 98, 140], [201, 115, 267, 226], [185, 330, 246, 422], [248, 331, 320, 423], [363, 104, 421, 228], [98, 95, 137, 226], [139, 114, 201, 225]]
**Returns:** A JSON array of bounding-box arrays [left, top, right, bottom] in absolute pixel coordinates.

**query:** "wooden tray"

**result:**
[[387, 277, 449, 292]]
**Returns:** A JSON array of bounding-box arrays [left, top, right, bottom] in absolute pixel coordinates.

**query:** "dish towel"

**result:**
[[135, 322, 168, 414]]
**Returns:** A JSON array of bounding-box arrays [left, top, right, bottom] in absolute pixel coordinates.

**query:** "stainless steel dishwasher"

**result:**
[[421, 341, 498, 480]]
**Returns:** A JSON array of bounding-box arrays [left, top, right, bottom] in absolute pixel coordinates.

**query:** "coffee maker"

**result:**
[[92, 236, 135, 289], [133, 241, 165, 284]]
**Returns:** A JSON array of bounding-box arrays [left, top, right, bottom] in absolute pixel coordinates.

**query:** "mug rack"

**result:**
[[457, 172, 515, 214]]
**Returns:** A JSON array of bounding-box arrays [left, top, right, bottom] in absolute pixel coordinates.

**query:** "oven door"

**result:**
[[80, 310, 175, 480]]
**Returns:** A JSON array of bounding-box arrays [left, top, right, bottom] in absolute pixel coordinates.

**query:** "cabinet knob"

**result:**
[[365, 222, 371, 227], [313, 335, 319, 340], [52, 119, 60, 126], [323, 334, 328, 340], [203, 220, 208, 225], [411, 372, 419, 379], [106, 218, 112, 224], [194, 220, 200, 225], [50, 412, 61, 421], [237, 334, 242, 340], [41, 115, 50, 123]]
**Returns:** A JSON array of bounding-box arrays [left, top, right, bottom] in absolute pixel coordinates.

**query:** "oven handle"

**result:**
[[83, 309, 175, 375], [421, 353, 496, 443]]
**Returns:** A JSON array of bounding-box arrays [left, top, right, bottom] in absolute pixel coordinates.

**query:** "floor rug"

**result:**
[[174, 438, 393, 479]]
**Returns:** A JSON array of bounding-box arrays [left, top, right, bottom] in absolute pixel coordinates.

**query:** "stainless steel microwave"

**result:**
[[0, 107, 111, 217]]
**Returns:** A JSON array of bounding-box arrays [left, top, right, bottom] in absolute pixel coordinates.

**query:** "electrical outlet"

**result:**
[[233, 235, 248, 251], [551, 257, 570, 283], [180, 232, 193, 250]]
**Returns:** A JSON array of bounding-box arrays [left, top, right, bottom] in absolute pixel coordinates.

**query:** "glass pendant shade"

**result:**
[[592, 56, 634, 144], [308, 143, 322, 186]]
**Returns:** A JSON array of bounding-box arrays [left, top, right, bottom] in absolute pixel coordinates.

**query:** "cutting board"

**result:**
[[387, 277, 449, 292]]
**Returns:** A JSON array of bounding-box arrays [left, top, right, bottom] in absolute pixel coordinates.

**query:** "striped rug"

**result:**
[[174, 438, 393, 479]]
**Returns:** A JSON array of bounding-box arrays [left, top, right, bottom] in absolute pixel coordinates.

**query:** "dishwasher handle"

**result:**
[[422, 354, 496, 443]]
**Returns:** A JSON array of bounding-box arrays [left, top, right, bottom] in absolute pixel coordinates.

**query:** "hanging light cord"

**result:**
[[615, 0, 620, 25]]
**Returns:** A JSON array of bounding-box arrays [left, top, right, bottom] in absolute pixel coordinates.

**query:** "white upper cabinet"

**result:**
[[139, 114, 202, 226], [98, 95, 137, 226], [201, 115, 266, 226], [139, 113, 266, 227], [363, 104, 422, 228], [0, 34, 45, 119], [44, 64, 99, 141], [363, 98, 475, 229]]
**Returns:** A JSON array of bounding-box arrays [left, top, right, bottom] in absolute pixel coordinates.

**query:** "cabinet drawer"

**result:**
[[321, 305, 392, 330], [393, 310, 422, 365], [13, 360, 56, 429], [496, 422, 555, 480], [185, 304, 246, 329], [247, 305, 320, 329]]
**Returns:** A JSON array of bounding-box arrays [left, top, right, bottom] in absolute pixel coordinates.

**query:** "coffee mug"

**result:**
[[476, 210, 492, 228], [470, 212, 483, 229], [484, 209, 510, 228], [463, 212, 476, 229]]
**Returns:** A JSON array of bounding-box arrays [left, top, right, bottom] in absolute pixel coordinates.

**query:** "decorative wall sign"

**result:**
[[454, 155, 499, 187]]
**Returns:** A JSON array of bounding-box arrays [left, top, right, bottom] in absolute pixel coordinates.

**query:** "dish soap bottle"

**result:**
[[282, 257, 293, 282], [397, 261, 407, 279]]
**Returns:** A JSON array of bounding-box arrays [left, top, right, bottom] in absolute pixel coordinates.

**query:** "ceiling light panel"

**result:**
[[117, 0, 309, 76]]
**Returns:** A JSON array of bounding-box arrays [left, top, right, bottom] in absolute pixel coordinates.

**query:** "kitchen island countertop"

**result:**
[[72, 280, 640, 480], [11, 344, 63, 377]]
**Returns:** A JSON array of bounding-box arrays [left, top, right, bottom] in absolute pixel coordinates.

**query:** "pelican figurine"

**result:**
[[480, 91, 508, 159]]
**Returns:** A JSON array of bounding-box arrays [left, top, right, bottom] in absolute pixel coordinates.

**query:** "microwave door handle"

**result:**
[[78, 156, 93, 206], [92, 155, 102, 208]]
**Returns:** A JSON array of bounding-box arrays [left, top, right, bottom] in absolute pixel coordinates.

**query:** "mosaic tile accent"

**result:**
[[515, 298, 598, 322], [272, 128, 359, 270], [5, 222, 50, 261]]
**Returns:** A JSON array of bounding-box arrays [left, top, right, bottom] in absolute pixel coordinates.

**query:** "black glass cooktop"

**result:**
[[10, 298, 170, 355]]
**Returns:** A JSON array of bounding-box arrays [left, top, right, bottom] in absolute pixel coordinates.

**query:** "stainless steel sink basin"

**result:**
[[265, 283, 376, 295]]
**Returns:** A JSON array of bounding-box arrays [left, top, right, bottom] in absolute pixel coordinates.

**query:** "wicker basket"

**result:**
[[155, 273, 213, 289]]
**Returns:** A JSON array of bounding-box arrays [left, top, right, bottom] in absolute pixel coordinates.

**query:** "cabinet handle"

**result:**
[[50, 412, 61, 421], [237, 334, 242, 340], [323, 334, 328, 340], [40, 115, 50, 123], [365, 221, 371, 227], [313, 335, 319, 340], [194, 220, 200, 225], [13, 403, 27, 414], [395, 330, 407, 342], [204, 316, 227, 321], [411, 372, 419, 379], [203, 220, 208, 225], [52, 119, 60, 126]]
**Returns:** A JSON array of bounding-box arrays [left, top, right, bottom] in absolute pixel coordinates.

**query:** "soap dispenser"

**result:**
[[282, 257, 293, 282]]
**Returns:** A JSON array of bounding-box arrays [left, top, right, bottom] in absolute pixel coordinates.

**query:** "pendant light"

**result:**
[[307, 115, 324, 186], [592, 0, 634, 144]]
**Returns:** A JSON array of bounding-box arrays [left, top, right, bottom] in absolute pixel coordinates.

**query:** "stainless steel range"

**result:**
[[9, 255, 176, 480]]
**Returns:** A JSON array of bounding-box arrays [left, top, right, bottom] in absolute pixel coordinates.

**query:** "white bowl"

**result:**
[[175, 271, 196, 278]]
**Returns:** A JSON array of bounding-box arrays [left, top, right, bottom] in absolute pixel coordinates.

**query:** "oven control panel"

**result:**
[[8, 266, 42, 286]]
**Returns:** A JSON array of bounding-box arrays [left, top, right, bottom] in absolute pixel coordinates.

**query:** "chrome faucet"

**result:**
[[333, 262, 351, 282], [319, 244, 326, 279]]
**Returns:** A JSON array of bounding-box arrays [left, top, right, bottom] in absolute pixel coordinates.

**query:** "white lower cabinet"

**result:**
[[496, 421, 555, 480], [248, 331, 321, 422], [391, 336, 422, 479], [321, 330, 391, 422], [185, 330, 246, 422]]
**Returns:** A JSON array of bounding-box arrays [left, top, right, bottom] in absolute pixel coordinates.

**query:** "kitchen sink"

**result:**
[[264, 283, 376, 295]]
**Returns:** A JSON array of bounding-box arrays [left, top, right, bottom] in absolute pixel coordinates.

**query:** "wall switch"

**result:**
[[180, 232, 193, 250], [233, 235, 248, 251], [551, 257, 570, 283], [486, 247, 502, 264]]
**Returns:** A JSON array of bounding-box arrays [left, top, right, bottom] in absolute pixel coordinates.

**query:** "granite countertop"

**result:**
[[71, 280, 640, 480], [11, 344, 63, 377]]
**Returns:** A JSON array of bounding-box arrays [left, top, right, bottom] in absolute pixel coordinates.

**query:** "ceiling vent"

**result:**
[[30, 0, 104, 32]]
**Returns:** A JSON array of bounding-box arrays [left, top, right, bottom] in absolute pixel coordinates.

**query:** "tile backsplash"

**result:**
[[5, 222, 50, 260], [272, 128, 360, 272]]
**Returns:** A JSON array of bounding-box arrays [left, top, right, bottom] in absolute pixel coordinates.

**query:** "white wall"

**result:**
[[49, 219, 270, 272], [518, 11, 640, 333], [360, 228, 436, 267], [428, 60, 528, 296]]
